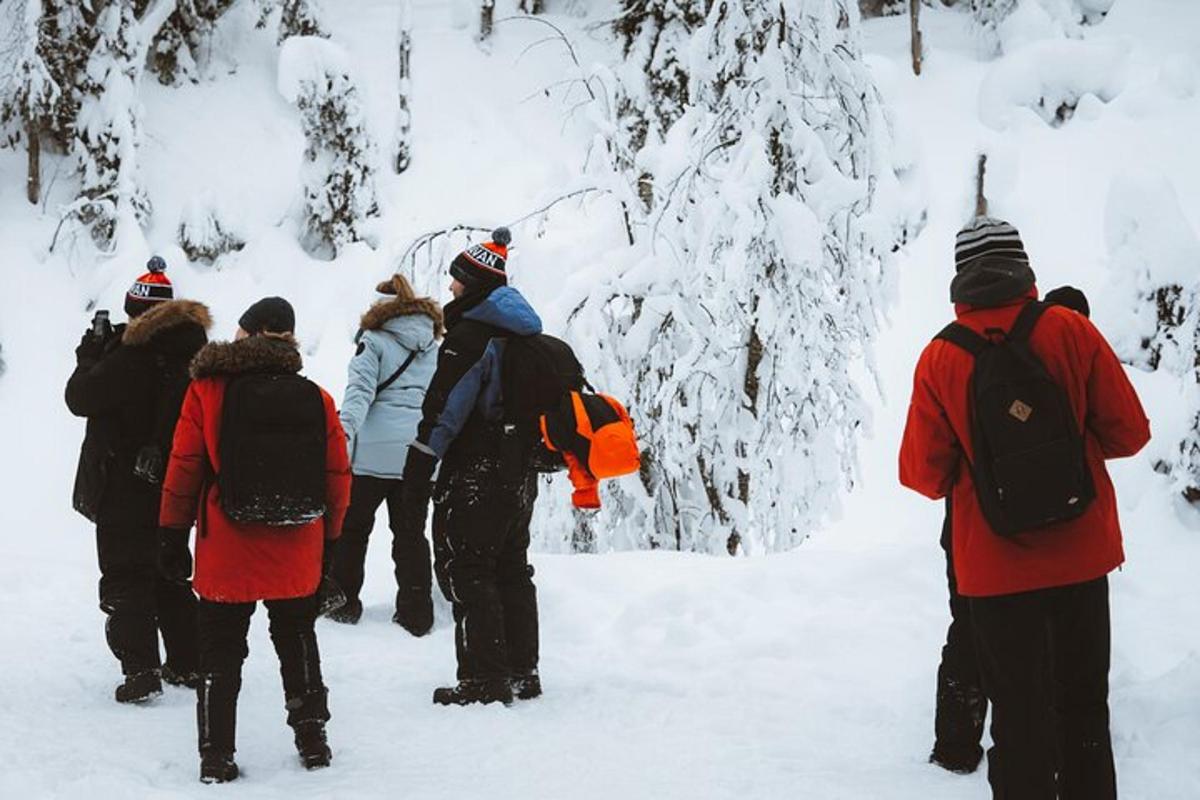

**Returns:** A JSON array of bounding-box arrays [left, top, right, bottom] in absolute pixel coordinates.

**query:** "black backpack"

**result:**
[[218, 373, 327, 526], [936, 301, 1095, 536], [500, 334, 587, 472]]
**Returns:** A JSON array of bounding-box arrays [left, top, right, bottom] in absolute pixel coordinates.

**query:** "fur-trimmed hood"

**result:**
[[123, 299, 212, 347], [190, 335, 303, 380], [361, 297, 444, 339]]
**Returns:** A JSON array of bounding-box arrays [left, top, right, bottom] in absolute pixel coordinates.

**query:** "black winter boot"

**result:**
[[324, 598, 362, 625], [115, 670, 162, 704], [161, 665, 201, 690], [294, 722, 332, 770], [392, 599, 433, 637], [199, 752, 239, 784], [197, 673, 240, 783], [510, 671, 542, 701], [432, 679, 513, 707], [286, 690, 332, 769]]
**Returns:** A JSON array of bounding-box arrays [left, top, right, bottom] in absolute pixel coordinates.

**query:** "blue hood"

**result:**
[[463, 286, 543, 336]]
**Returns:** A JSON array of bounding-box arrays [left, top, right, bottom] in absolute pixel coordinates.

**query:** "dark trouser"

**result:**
[[933, 500, 987, 763], [332, 474, 432, 611], [970, 576, 1116, 800], [432, 460, 539, 682], [195, 595, 329, 755], [96, 524, 198, 676]]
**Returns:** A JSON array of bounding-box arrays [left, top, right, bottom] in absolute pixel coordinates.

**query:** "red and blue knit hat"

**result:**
[[125, 256, 174, 318], [449, 227, 512, 291]]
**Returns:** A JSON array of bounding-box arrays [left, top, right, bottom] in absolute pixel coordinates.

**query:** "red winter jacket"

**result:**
[[899, 291, 1150, 597], [160, 337, 352, 603]]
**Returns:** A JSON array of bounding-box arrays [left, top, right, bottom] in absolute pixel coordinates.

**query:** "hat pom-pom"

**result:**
[[492, 227, 512, 247], [146, 255, 167, 273]]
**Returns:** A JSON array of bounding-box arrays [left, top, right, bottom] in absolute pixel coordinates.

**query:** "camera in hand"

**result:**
[[91, 309, 111, 339]]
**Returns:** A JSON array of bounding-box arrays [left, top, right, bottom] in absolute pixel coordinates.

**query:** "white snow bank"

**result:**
[[979, 38, 1131, 130], [1105, 172, 1200, 293]]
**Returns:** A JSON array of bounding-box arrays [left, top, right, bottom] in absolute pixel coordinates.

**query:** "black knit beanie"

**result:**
[[238, 296, 295, 335], [449, 227, 512, 293]]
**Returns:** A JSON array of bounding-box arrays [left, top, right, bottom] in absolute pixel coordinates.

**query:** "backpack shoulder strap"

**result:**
[[935, 322, 988, 358], [376, 349, 418, 396], [1007, 300, 1049, 343]]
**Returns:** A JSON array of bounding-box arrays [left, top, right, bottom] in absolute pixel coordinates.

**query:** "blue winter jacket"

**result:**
[[341, 308, 439, 479], [412, 286, 542, 462]]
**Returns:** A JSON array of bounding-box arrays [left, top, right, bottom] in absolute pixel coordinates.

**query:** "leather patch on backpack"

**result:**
[[1008, 399, 1033, 423]]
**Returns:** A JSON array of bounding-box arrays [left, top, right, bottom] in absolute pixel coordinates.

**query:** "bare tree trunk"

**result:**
[[26, 118, 41, 206], [480, 0, 494, 41], [395, 0, 413, 174], [974, 154, 989, 217], [910, 0, 923, 76]]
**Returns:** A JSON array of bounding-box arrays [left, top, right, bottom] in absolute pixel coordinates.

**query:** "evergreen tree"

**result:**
[[0, 0, 61, 203], [278, 0, 326, 43], [279, 36, 380, 258], [73, 0, 150, 249], [567, 0, 905, 554], [143, 0, 239, 86]]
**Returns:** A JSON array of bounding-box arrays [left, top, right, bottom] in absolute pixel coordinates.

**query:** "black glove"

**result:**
[[399, 446, 437, 535], [75, 330, 106, 363], [1044, 285, 1090, 319], [156, 527, 192, 585], [316, 543, 346, 615], [133, 445, 165, 484]]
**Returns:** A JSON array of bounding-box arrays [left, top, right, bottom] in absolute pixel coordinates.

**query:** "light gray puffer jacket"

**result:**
[[340, 310, 438, 479]]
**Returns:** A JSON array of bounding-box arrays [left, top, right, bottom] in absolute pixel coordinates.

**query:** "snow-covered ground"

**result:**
[[0, 1, 1198, 797]]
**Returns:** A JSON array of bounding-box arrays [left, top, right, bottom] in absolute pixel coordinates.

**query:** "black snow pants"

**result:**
[[332, 475, 433, 613], [195, 595, 329, 756], [432, 458, 539, 682], [933, 500, 987, 765], [96, 524, 198, 676], [970, 576, 1116, 800]]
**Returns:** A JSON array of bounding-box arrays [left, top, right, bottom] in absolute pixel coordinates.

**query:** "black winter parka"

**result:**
[[66, 300, 211, 527]]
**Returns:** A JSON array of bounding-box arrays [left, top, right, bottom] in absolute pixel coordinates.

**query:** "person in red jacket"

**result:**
[[158, 297, 351, 784], [899, 218, 1150, 800]]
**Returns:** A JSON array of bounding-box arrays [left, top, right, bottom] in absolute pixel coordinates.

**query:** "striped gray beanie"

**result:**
[[950, 216, 1036, 306]]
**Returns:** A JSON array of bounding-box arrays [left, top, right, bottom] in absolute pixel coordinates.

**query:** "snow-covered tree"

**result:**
[[278, 0, 326, 43], [480, 0, 495, 42], [394, 0, 413, 174], [0, 0, 61, 204], [178, 192, 246, 264], [1107, 174, 1200, 505], [143, 0, 238, 86], [612, 0, 706, 211], [35, 0, 96, 150], [566, 0, 904, 554], [73, 0, 150, 249], [279, 36, 380, 258]]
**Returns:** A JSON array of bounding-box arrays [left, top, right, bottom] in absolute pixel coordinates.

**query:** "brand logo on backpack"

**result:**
[[1008, 399, 1033, 422]]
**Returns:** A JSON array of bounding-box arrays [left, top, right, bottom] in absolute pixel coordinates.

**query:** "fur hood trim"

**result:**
[[361, 290, 444, 339], [123, 300, 212, 346], [190, 334, 303, 379]]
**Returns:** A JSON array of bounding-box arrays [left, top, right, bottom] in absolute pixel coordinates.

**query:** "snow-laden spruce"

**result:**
[[73, 0, 150, 250], [178, 191, 246, 265], [0, 0, 60, 204], [557, 0, 907, 554], [278, 35, 380, 259], [1106, 173, 1200, 505]]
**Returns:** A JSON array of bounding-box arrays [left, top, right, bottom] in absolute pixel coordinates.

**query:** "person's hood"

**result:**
[[379, 313, 438, 352], [949, 257, 1037, 308], [123, 300, 212, 350], [190, 335, 302, 379], [954, 286, 1039, 318], [460, 286, 542, 336], [360, 293, 443, 338]]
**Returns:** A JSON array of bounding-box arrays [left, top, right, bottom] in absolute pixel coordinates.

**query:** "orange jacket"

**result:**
[[899, 292, 1150, 597]]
